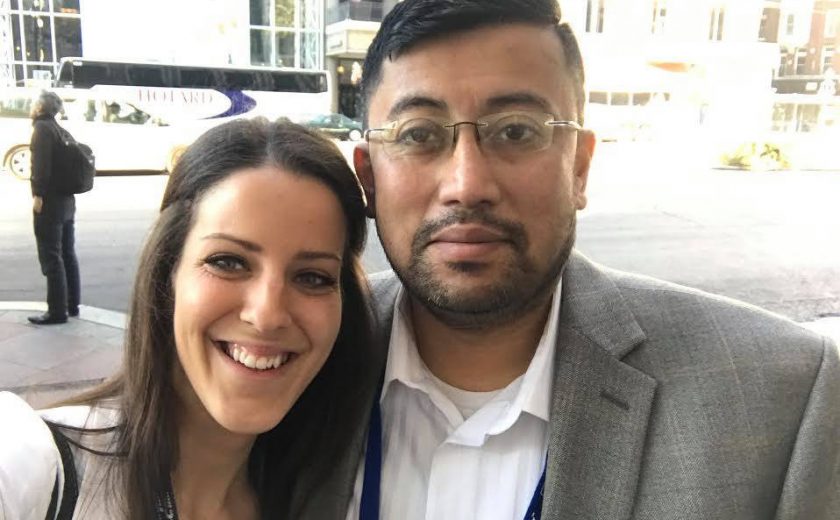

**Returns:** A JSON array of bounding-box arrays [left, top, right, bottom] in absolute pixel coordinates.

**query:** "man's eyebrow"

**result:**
[[386, 95, 447, 121], [485, 92, 554, 113], [295, 250, 342, 263], [202, 233, 261, 252]]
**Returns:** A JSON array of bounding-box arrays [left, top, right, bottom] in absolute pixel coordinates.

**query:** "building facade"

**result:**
[[1, 0, 326, 87]]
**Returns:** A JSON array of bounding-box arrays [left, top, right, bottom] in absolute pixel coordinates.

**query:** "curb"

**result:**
[[0, 301, 126, 329]]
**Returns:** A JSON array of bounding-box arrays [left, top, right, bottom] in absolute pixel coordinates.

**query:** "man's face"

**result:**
[[355, 24, 595, 328]]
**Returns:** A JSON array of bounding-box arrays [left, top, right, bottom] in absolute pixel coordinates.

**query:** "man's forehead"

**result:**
[[369, 24, 573, 119]]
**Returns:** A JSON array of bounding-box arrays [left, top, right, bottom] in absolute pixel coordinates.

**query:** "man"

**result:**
[[291, 1, 839, 518], [28, 91, 81, 325]]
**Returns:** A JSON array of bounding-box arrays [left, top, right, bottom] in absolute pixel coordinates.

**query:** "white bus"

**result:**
[[1, 58, 331, 179]]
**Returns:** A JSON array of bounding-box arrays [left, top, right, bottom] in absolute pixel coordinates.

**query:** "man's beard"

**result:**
[[380, 208, 576, 330]]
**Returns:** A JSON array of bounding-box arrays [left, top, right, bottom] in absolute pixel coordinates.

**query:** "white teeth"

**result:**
[[221, 342, 291, 371]]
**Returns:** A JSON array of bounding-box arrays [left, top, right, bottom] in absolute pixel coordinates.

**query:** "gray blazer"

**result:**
[[292, 251, 840, 519]]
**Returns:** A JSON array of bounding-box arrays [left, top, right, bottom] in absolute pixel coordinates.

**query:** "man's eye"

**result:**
[[496, 123, 538, 142], [204, 254, 247, 273], [395, 121, 443, 146]]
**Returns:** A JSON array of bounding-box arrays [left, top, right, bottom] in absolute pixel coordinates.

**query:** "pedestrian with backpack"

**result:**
[[28, 90, 81, 325]]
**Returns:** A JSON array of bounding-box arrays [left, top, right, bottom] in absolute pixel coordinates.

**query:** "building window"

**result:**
[[585, 0, 605, 34], [826, 10, 840, 39], [823, 45, 835, 74], [758, 7, 778, 43], [249, 0, 322, 69], [795, 48, 808, 75], [6, 0, 83, 86], [786, 13, 795, 37], [709, 7, 725, 41], [651, 0, 667, 35]]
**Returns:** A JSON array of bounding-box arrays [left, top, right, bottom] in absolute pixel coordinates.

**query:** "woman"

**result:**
[[0, 119, 374, 519], [28, 90, 81, 325]]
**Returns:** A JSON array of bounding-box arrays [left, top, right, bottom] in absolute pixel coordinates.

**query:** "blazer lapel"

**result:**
[[542, 252, 657, 520]]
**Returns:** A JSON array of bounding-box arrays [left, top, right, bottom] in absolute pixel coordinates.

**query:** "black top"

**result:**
[[30, 115, 65, 198]]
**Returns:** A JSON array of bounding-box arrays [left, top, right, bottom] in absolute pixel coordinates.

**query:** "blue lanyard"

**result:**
[[359, 383, 547, 520]]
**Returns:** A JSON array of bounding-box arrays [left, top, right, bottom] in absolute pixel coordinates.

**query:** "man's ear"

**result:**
[[572, 129, 595, 210], [354, 144, 376, 218]]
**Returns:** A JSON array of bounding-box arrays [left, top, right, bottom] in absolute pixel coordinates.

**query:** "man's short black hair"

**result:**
[[360, 0, 586, 124]]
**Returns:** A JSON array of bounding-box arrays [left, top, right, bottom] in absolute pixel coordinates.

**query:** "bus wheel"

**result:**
[[166, 145, 188, 174], [5, 146, 32, 180]]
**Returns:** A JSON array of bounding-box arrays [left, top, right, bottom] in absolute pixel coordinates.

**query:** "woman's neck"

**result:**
[[172, 393, 258, 519]]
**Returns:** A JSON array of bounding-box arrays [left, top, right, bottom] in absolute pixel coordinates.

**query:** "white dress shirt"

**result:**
[[346, 281, 562, 520]]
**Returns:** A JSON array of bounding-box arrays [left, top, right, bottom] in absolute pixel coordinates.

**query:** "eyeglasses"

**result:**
[[365, 111, 582, 160]]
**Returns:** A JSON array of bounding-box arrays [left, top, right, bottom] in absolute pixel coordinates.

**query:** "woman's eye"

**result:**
[[295, 271, 337, 290], [204, 254, 247, 273]]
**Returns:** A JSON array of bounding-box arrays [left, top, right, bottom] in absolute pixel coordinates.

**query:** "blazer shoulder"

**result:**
[[605, 267, 828, 362]]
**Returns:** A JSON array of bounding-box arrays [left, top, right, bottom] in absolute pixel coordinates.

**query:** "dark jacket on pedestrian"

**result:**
[[30, 115, 68, 199]]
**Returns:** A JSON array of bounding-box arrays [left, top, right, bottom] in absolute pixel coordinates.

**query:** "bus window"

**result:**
[[179, 68, 215, 88], [128, 66, 167, 88], [75, 64, 111, 87], [222, 71, 256, 89]]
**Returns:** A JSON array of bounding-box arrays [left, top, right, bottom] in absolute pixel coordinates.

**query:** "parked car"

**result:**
[[294, 113, 363, 141]]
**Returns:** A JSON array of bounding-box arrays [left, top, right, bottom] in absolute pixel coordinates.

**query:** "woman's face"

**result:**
[[172, 166, 346, 435]]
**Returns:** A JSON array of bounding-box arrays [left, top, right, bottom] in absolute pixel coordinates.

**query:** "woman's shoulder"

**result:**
[[0, 391, 62, 519], [39, 397, 120, 430]]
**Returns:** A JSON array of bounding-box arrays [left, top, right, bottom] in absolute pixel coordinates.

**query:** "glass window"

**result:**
[[300, 31, 319, 69], [0, 95, 32, 118], [128, 66, 166, 87], [588, 91, 608, 104], [222, 71, 256, 89], [180, 68, 215, 88], [22, 0, 48, 12], [275, 0, 295, 28], [12, 15, 23, 61], [75, 64, 111, 87], [633, 93, 652, 105], [250, 0, 270, 26], [10, 0, 20, 10], [823, 46, 835, 73], [23, 15, 53, 62], [709, 8, 725, 41], [795, 48, 808, 74], [54, 17, 82, 59], [52, 0, 80, 14], [28, 64, 54, 83], [275, 31, 295, 67], [786, 14, 795, 36], [611, 92, 630, 105], [14, 65, 24, 86], [825, 10, 839, 38], [250, 29, 272, 66]]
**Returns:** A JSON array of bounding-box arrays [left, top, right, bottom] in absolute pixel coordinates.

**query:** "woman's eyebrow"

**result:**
[[295, 250, 342, 263], [202, 233, 261, 252]]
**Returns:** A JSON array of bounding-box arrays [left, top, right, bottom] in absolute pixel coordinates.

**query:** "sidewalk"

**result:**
[[0, 302, 125, 408], [1, 301, 839, 410]]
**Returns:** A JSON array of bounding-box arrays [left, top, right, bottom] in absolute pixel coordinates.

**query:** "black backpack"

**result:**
[[53, 122, 96, 195]]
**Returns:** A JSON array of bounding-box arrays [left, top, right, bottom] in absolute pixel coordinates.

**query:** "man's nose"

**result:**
[[239, 279, 293, 333], [437, 124, 502, 208]]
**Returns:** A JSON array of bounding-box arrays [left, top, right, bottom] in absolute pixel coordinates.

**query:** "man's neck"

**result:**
[[408, 296, 553, 392]]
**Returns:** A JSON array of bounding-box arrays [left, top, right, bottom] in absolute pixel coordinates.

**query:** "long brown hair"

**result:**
[[58, 119, 373, 519]]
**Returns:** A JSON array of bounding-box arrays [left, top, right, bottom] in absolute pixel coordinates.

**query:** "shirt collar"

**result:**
[[381, 281, 562, 426]]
